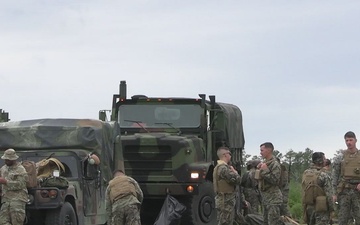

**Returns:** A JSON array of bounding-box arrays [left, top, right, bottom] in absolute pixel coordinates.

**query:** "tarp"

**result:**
[[0, 118, 120, 180], [214, 102, 245, 149]]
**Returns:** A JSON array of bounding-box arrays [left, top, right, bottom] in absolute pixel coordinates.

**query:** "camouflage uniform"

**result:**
[[0, 160, 28, 225], [257, 157, 282, 225], [241, 168, 261, 213], [332, 149, 360, 225], [279, 164, 291, 217], [303, 165, 334, 225], [213, 160, 241, 225], [105, 175, 143, 225]]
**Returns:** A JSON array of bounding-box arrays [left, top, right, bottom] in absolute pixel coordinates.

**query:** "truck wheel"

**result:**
[[180, 181, 216, 225], [45, 202, 77, 225]]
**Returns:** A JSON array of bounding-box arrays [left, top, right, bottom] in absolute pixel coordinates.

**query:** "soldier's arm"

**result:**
[[129, 177, 143, 203], [4, 169, 27, 191], [331, 155, 342, 192], [321, 172, 335, 212], [105, 186, 112, 225], [260, 162, 281, 185], [218, 165, 241, 185]]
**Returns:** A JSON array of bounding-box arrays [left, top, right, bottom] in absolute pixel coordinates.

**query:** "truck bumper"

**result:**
[[139, 182, 199, 196]]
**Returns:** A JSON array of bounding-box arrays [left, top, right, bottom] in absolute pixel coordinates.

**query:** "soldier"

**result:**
[[0, 149, 28, 225], [213, 146, 241, 225], [241, 160, 261, 213], [276, 157, 291, 217], [105, 170, 143, 225], [332, 131, 360, 225], [302, 152, 334, 225], [255, 142, 282, 225]]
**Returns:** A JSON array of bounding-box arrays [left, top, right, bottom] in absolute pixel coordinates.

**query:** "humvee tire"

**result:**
[[45, 202, 77, 225]]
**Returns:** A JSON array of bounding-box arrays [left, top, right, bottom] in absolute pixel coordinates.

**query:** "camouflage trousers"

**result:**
[[243, 188, 261, 213], [215, 193, 236, 225], [110, 203, 141, 225], [337, 188, 360, 225], [263, 204, 281, 225], [0, 201, 26, 225], [280, 191, 290, 217], [305, 206, 330, 225]]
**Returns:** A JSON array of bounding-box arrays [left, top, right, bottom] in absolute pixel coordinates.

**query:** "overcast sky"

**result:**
[[1, 1, 359, 159]]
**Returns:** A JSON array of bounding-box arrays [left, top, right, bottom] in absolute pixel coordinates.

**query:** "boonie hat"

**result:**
[[1, 148, 19, 160]]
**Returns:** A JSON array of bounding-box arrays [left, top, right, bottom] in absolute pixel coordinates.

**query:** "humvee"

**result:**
[[0, 118, 123, 225], [99, 80, 245, 225]]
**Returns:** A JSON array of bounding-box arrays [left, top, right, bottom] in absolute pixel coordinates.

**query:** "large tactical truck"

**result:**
[[0, 118, 123, 225], [99, 81, 245, 225]]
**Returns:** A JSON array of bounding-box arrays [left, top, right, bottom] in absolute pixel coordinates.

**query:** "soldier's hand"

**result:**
[[259, 163, 268, 170], [0, 177, 7, 184], [229, 166, 238, 174], [332, 195, 337, 203], [356, 183, 360, 191]]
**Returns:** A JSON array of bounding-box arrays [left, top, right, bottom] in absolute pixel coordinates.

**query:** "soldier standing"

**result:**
[[105, 170, 143, 225], [255, 142, 282, 225], [0, 149, 28, 225], [213, 146, 241, 225], [241, 160, 261, 213], [332, 131, 360, 225], [276, 157, 291, 217], [302, 152, 334, 225]]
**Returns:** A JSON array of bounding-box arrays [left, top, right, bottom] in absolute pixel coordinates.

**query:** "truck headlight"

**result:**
[[190, 172, 199, 179]]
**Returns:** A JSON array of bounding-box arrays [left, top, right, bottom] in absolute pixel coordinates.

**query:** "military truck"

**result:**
[[99, 81, 245, 225], [0, 118, 123, 225]]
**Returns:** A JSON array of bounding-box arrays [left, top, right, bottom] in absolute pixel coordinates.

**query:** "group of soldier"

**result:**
[[2, 131, 359, 225], [213, 131, 360, 225]]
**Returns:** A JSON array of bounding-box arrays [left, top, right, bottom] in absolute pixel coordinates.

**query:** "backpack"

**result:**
[[301, 169, 325, 205], [21, 160, 38, 188], [40, 176, 69, 189], [278, 164, 288, 188]]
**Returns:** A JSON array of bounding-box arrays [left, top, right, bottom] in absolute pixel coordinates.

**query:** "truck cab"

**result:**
[[100, 81, 245, 225]]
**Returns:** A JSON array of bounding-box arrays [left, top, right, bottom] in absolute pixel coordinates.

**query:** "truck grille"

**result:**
[[123, 145, 173, 176]]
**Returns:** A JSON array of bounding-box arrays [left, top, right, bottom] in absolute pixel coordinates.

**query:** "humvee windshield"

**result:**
[[118, 104, 202, 128]]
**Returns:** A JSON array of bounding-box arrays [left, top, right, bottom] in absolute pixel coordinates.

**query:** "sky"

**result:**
[[1, 1, 360, 159]]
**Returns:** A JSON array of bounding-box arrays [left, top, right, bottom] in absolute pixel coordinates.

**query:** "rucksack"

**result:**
[[21, 160, 38, 188], [301, 169, 325, 205], [278, 164, 288, 188]]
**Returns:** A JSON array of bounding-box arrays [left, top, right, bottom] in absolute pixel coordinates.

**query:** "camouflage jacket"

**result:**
[[105, 175, 143, 222], [213, 160, 241, 192], [332, 149, 360, 193], [0, 162, 28, 203], [259, 156, 282, 205], [304, 165, 335, 212]]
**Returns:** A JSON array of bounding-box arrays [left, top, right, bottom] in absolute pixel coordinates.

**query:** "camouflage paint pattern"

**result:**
[[332, 149, 360, 225], [302, 165, 334, 225], [109, 81, 245, 225], [0, 161, 28, 225], [258, 157, 282, 225]]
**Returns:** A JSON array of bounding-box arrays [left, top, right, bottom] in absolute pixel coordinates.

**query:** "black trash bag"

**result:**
[[153, 194, 186, 225]]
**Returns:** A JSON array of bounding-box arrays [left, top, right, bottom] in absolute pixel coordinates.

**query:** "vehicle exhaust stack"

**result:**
[[119, 80, 127, 99]]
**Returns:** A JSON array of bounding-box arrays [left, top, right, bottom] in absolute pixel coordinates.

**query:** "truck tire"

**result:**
[[45, 202, 77, 225], [180, 181, 216, 225]]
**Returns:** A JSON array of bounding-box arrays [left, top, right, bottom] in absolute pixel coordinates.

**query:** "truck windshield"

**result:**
[[118, 104, 202, 128]]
